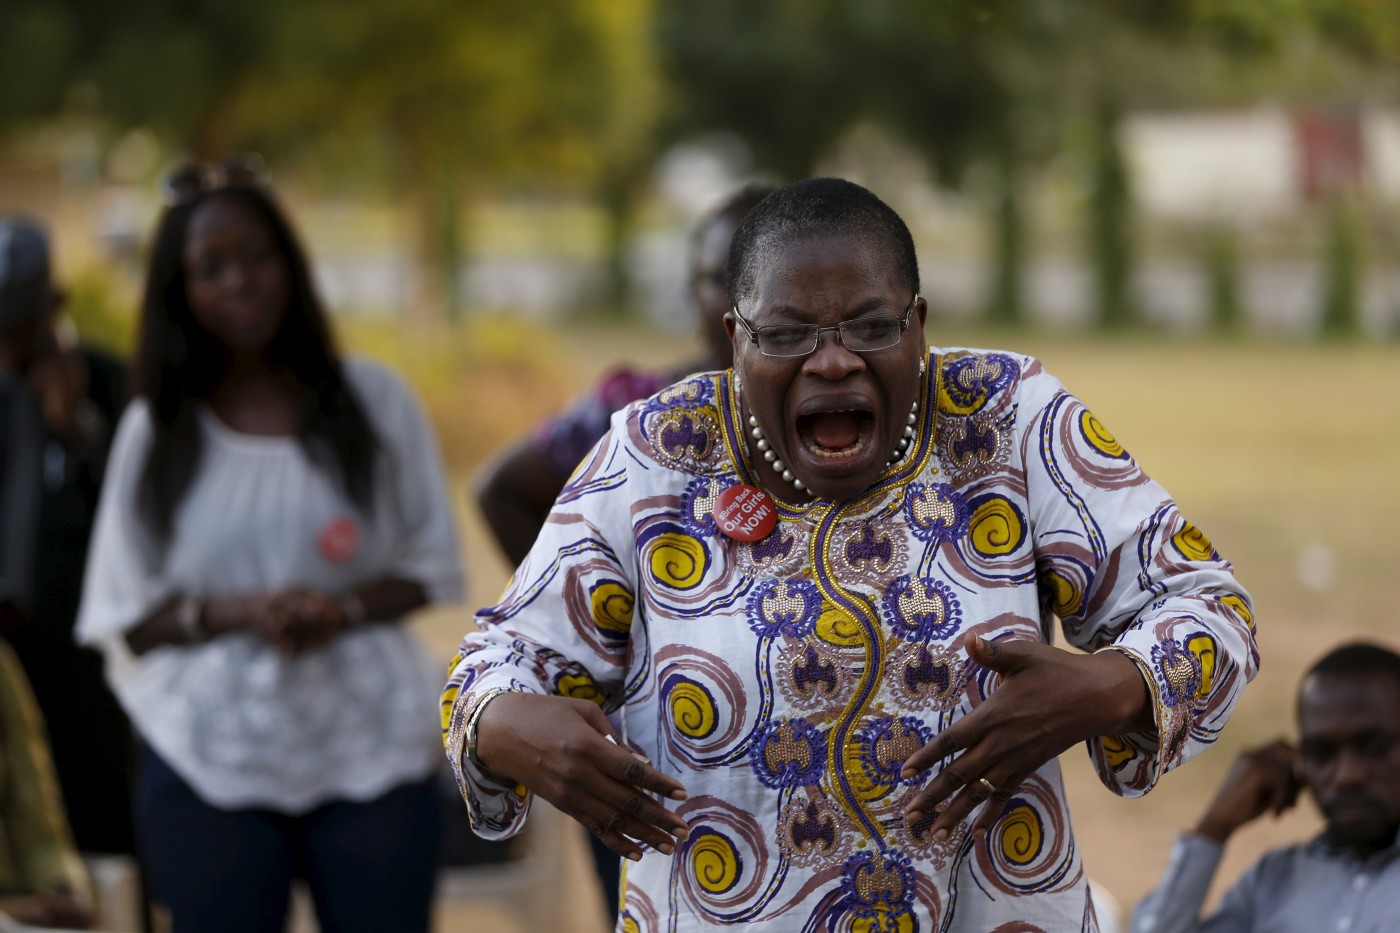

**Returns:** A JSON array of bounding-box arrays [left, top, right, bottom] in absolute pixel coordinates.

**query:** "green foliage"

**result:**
[[0, 3, 78, 125], [655, 0, 1021, 182], [1203, 227, 1243, 334], [983, 145, 1024, 327], [1087, 102, 1134, 330], [1319, 197, 1362, 337], [64, 267, 137, 356]]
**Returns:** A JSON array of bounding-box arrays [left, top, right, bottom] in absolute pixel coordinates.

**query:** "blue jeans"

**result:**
[[136, 744, 440, 933]]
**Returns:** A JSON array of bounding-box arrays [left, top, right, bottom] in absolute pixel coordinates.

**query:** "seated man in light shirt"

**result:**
[[1131, 641, 1400, 933]]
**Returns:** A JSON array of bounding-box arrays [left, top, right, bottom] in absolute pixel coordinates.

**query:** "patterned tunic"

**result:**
[[444, 348, 1258, 932]]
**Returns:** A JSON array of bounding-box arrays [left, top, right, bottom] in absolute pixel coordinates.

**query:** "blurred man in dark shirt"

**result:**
[[0, 216, 133, 857]]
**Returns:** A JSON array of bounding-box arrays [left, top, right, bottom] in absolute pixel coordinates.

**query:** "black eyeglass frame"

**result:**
[[730, 294, 919, 359]]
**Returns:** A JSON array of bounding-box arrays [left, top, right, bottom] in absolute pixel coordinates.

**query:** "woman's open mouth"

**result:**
[[795, 409, 875, 463]]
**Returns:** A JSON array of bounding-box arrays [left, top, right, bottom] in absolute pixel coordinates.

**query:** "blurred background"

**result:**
[[3, 0, 1399, 929]]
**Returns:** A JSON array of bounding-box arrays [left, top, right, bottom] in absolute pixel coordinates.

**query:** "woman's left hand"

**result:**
[[901, 631, 1151, 841], [267, 589, 348, 653]]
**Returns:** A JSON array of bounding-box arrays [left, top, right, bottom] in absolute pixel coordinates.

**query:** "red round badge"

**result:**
[[317, 516, 361, 564], [714, 485, 777, 542]]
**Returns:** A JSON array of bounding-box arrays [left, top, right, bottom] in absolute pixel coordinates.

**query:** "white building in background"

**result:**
[[1125, 105, 1400, 219], [1125, 109, 1300, 222]]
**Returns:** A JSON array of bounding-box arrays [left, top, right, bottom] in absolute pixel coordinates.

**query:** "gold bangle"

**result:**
[[464, 688, 512, 771]]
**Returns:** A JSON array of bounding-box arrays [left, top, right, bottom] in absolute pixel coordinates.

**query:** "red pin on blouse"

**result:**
[[317, 516, 361, 564], [714, 485, 777, 542]]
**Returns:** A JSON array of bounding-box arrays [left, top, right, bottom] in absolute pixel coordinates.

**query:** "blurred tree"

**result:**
[[1319, 195, 1362, 337], [246, 0, 660, 318], [0, 2, 80, 128], [1204, 225, 1244, 335], [0, 0, 660, 321], [656, 0, 1399, 332]]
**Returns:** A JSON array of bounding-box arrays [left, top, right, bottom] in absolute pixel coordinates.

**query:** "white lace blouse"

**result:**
[[77, 358, 464, 813]]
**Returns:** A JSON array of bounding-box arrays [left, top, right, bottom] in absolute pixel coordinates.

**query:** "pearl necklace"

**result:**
[[745, 402, 919, 497]]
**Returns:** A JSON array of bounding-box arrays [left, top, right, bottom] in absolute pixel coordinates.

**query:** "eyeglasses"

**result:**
[[731, 295, 918, 358], [162, 154, 272, 206]]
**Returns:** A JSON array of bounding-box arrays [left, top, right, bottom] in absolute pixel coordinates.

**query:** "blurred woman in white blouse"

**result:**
[[77, 158, 464, 933]]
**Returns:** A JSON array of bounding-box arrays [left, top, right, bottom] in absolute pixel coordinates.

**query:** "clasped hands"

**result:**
[[473, 632, 1150, 861], [213, 588, 354, 655]]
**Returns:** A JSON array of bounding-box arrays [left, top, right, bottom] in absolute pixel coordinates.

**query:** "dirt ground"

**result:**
[[396, 320, 1400, 932]]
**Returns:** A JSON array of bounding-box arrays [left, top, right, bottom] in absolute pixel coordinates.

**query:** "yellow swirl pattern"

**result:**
[[1079, 410, 1124, 458], [591, 581, 635, 634], [669, 681, 717, 738], [970, 497, 1024, 556], [1172, 523, 1215, 562], [648, 533, 707, 589], [815, 603, 863, 647], [621, 917, 640, 933], [691, 833, 740, 894], [1100, 734, 1137, 768], [998, 803, 1043, 866], [1042, 569, 1082, 618], [1221, 594, 1254, 630], [440, 685, 459, 734], [1188, 634, 1217, 698], [841, 740, 891, 804], [556, 673, 606, 705]]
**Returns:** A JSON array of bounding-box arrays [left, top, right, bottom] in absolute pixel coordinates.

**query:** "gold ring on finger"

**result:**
[[976, 777, 998, 795]]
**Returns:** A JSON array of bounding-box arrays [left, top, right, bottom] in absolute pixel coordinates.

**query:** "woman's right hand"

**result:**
[[204, 589, 346, 654], [474, 693, 691, 862]]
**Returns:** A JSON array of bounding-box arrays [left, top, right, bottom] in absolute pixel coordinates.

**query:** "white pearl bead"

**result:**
[[773, 459, 784, 472], [763, 450, 775, 462], [756, 438, 769, 451], [781, 470, 793, 481], [794, 479, 805, 490]]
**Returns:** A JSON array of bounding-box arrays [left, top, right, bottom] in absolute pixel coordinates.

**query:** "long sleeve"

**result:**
[[73, 401, 168, 650], [354, 359, 465, 604], [443, 410, 640, 837], [1009, 360, 1258, 795], [0, 643, 90, 899]]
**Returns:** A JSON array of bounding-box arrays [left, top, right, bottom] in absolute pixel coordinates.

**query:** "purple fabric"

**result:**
[[533, 368, 671, 476]]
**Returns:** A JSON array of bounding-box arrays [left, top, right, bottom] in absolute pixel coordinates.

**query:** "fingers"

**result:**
[[563, 750, 690, 861], [264, 590, 347, 653], [907, 767, 1019, 840], [900, 725, 965, 779], [905, 767, 1021, 843], [968, 780, 1020, 838], [578, 782, 692, 860], [964, 631, 1034, 675]]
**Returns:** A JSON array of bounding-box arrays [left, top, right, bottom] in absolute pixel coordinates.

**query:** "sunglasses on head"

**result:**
[[162, 154, 272, 206]]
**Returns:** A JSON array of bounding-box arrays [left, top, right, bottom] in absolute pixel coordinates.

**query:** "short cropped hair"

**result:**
[[726, 177, 919, 309], [1306, 641, 1400, 688], [1299, 641, 1400, 719]]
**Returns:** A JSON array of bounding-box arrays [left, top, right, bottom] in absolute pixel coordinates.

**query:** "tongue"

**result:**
[[809, 411, 863, 450]]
